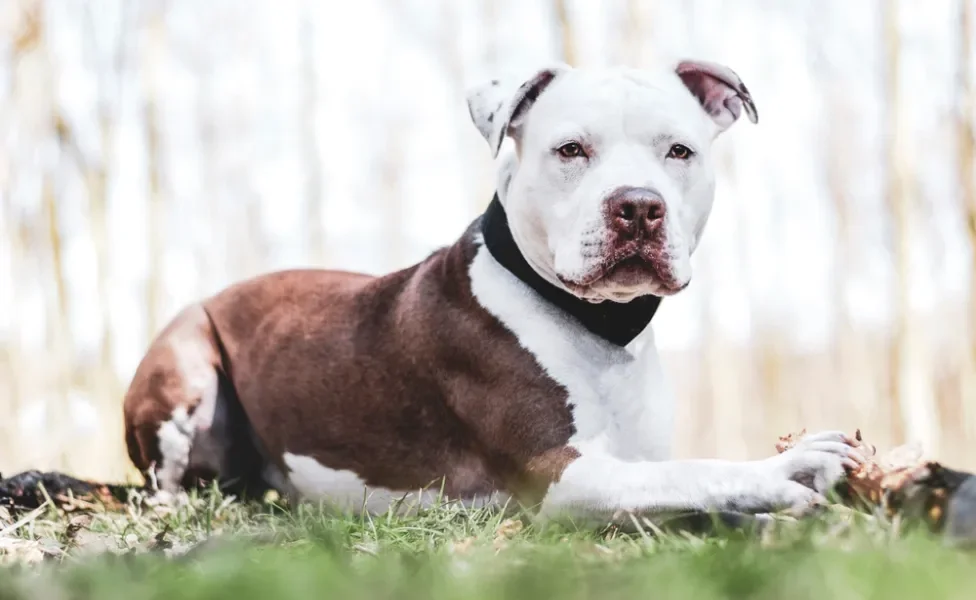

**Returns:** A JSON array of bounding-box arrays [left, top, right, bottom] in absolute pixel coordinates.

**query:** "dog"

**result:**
[[123, 59, 863, 527]]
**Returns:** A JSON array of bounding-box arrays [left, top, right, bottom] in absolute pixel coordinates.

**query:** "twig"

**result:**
[[0, 502, 50, 537], [36, 482, 56, 515]]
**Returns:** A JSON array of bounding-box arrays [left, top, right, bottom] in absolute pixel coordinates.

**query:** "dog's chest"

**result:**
[[559, 346, 673, 460], [469, 246, 674, 462]]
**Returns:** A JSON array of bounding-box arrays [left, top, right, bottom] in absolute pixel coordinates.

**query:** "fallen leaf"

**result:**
[[449, 537, 476, 554], [494, 518, 523, 540], [492, 518, 524, 551]]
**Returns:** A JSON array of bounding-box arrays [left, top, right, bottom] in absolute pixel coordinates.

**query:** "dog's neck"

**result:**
[[479, 194, 661, 347]]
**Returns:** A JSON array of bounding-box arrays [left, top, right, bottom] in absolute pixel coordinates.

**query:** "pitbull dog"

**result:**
[[123, 59, 863, 526]]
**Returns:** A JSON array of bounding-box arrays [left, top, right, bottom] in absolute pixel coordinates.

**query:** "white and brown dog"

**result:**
[[123, 60, 864, 528]]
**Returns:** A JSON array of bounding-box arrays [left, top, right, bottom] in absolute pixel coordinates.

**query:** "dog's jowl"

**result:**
[[123, 60, 864, 526]]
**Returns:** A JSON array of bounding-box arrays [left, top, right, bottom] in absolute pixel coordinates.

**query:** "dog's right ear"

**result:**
[[466, 65, 568, 158]]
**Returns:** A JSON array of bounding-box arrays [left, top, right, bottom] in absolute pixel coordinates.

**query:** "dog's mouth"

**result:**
[[559, 251, 689, 300]]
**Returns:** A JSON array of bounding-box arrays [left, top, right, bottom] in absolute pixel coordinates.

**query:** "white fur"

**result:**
[[156, 407, 193, 493], [156, 341, 229, 493], [470, 246, 863, 525], [281, 452, 510, 514], [468, 64, 729, 303], [469, 245, 675, 461], [467, 62, 861, 525]]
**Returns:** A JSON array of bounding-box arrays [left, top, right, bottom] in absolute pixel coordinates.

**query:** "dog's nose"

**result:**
[[606, 187, 666, 240]]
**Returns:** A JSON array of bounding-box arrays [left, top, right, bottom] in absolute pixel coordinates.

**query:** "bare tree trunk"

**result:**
[[42, 173, 74, 469], [958, 0, 976, 438], [89, 165, 114, 370], [379, 123, 405, 270], [756, 330, 787, 443], [300, 2, 326, 264], [195, 47, 221, 287], [724, 152, 766, 458], [883, 0, 908, 447], [3, 195, 32, 463], [245, 199, 268, 276], [553, 0, 577, 66], [0, 75, 27, 462], [698, 245, 748, 460], [13, 1, 71, 372], [883, 0, 938, 453], [476, 0, 500, 209], [962, 3, 976, 308], [824, 90, 880, 432], [697, 283, 719, 460], [50, 4, 127, 419], [481, 0, 499, 68], [440, 0, 484, 216], [827, 114, 853, 417], [60, 0, 131, 479], [618, 0, 648, 66], [143, 9, 166, 339], [42, 179, 70, 360], [15, 0, 75, 471], [809, 3, 856, 427]]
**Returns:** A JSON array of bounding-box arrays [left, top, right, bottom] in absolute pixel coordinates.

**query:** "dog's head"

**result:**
[[467, 61, 757, 302]]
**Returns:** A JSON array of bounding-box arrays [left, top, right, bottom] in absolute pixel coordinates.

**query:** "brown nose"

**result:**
[[606, 186, 666, 240]]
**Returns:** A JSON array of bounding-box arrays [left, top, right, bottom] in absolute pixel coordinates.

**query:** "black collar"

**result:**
[[480, 195, 661, 347]]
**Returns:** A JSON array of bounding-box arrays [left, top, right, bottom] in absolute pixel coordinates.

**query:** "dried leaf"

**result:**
[[775, 429, 806, 454], [492, 518, 524, 551], [494, 518, 523, 540], [0, 538, 46, 565], [774, 428, 932, 512], [449, 537, 476, 554]]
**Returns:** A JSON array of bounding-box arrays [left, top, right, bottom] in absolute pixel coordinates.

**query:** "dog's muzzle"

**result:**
[[602, 186, 672, 272], [605, 186, 667, 249]]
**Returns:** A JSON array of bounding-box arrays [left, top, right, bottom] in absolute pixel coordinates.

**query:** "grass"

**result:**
[[0, 488, 974, 599]]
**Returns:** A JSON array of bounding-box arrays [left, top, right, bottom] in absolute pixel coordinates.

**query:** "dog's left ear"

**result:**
[[466, 65, 570, 158], [676, 60, 758, 133]]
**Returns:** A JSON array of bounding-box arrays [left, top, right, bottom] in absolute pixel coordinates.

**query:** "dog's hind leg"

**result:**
[[123, 304, 225, 496]]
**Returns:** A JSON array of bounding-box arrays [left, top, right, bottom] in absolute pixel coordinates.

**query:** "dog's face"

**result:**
[[467, 61, 757, 303]]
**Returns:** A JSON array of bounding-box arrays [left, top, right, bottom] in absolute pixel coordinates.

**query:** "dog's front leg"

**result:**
[[535, 431, 864, 528]]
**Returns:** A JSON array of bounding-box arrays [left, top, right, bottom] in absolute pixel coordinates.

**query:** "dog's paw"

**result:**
[[725, 430, 865, 515], [727, 473, 827, 515], [762, 430, 865, 494]]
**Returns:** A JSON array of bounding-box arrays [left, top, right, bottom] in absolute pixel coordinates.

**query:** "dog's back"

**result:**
[[122, 235, 560, 507]]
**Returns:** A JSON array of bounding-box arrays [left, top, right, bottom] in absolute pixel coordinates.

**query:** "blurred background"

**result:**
[[0, 0, 973, 482]]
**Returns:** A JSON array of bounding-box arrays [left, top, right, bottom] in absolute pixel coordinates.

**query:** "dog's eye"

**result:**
[[556, 142, 586, 159], [667, 144, 693, 160]]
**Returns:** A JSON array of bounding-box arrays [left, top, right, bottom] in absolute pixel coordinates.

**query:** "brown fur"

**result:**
[[123, 222, 578, 505]]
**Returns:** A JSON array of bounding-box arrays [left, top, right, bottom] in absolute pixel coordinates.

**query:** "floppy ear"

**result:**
[[466, 65, 569, 158], [676, 60, 758, 133]]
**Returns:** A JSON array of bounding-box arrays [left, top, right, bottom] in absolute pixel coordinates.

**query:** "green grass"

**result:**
[[0, 489, 974, 599]]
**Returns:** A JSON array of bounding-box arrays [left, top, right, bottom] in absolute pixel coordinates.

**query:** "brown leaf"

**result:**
[[0, 538, 46, 565], [775, 428, 930, 511], [449, 537, 476, 554], [775, 428, 806, 453], [494, 518, 523, 539]]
